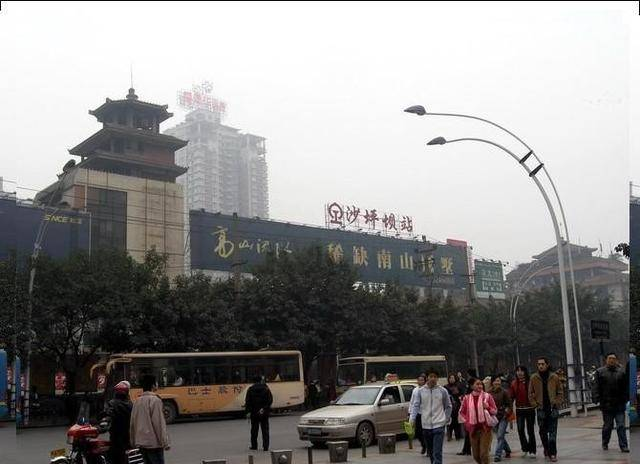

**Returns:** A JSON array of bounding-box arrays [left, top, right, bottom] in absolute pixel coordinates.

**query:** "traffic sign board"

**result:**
[[590, 320, 610, 340]]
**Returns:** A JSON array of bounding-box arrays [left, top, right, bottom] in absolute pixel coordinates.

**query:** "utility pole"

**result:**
[[461, 271, 479, 377]]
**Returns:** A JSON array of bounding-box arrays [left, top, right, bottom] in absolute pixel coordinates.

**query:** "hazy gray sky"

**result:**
[[0, 1, 637, 267]]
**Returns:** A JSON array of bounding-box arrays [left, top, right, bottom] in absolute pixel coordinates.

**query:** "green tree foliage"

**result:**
[[0, 244, 628, 394]]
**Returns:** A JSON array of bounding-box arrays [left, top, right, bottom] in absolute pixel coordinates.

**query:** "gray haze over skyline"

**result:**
[[0, 2, 637, 268]]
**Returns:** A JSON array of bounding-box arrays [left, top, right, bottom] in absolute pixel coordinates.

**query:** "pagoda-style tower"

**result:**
[[69, 87, 187, 182], [36, 89, 188, 278]]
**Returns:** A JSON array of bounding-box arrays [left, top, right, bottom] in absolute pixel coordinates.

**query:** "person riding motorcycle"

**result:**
[[101, 381, 132, 464]]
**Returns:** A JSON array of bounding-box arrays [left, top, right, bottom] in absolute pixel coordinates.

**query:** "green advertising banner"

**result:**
[[474, 260, 505, 300]]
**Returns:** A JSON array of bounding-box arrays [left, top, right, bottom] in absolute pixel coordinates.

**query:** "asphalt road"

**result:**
[[4, 413, 638, 464]]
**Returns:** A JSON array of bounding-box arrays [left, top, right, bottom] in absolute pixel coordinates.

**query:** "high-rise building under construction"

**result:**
[[165, 106, 269, 219]]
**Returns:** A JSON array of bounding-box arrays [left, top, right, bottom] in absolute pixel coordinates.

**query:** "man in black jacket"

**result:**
[[592, 353, 630, 453], [103, 381, 133, 464], [245, 376, 273, 451]]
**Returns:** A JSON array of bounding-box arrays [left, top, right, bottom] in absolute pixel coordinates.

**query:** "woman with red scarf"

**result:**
[[459, 378, 498, 464]]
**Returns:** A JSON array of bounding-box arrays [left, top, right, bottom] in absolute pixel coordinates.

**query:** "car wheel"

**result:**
[[310, 440, 325, 448], [162, 401, 178, 424], [356, 421, 374, 447]]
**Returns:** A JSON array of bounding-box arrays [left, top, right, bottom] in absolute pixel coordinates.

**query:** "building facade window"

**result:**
[[86, 187, 127, 252]]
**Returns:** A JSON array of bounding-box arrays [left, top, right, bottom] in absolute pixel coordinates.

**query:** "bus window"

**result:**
[[337, 363, 365, 387], [211, 358, 230, 385], [173, 358, 190, 386]]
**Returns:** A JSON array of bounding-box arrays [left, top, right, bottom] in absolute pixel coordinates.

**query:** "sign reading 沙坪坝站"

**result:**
[[325, 202, 414, 236], [189, 211, 471, 291]]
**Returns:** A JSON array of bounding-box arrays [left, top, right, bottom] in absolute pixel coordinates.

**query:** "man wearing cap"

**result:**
[[104, 381, 133, 464]]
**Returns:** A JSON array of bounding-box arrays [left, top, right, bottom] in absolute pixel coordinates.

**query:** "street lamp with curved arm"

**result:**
[[511, 263, 557, 365], [407, 105, 586, 402], [426, 135, 579, 417]]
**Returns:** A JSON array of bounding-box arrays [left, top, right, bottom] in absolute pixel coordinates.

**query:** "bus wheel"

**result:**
[[356, 421, 374, 447], [162, 401, 178, 424]]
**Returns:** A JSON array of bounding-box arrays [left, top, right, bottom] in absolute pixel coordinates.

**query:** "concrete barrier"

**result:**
[[327, 441, 349, 463], [270, 449, 293, 464], [377, 433, 396, 454]]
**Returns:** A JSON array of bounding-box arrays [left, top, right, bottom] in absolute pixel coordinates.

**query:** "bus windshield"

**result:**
[[336, 363, 365, 387]]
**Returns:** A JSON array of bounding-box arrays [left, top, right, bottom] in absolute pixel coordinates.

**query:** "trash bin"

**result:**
[[327, 441, 349, 463], [378, 433, 396, 454], [270, 449, 293, 464]]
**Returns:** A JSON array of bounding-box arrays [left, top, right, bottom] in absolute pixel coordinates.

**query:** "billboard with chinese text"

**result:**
[[474, 260, 506, 300], [0, 198, 91, 261], [190, 211, 471, 291]]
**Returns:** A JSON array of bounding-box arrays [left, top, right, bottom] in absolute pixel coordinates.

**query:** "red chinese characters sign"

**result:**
[[55, 371, 66, 394], [177, 81, 227, 118], [325, 202, 414, 235]]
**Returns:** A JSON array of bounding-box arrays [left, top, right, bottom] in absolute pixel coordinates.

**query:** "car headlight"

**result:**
[[324, 418, 346, 425], [299, 418, 311, 425]]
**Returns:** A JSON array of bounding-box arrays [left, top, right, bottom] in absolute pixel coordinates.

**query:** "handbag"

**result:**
[[484, 408, 499, 427]]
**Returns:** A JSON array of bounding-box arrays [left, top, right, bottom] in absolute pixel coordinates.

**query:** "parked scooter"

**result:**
[[50, 401, 111, 464]]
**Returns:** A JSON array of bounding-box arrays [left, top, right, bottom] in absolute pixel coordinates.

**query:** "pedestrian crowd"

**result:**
[[407, 353, 631, 464], [89, 353, 630, 464]]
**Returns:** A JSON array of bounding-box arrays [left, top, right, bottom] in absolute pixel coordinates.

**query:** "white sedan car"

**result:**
[[297, 382, 417, 446]]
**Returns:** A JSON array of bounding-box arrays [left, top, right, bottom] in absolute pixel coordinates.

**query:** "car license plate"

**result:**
[[50, 449, 66, 458], [307, 427, 322, 436]]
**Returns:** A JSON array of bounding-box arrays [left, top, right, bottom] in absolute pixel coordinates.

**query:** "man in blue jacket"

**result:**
[[410, 370, 452, 464]]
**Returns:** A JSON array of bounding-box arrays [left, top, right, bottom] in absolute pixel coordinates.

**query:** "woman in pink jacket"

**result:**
[[458, 378, 498, 464]]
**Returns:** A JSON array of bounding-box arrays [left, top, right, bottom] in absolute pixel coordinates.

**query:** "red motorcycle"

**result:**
[[50, 403, 110, 464]]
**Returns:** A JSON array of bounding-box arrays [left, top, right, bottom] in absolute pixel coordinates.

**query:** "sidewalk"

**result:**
[[261, 414, 632, 464]]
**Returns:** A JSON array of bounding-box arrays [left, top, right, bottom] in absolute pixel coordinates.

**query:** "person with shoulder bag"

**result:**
[[459, 378, 498, 464], [489, 375, 512, 462], [510, 365, 536, 458]]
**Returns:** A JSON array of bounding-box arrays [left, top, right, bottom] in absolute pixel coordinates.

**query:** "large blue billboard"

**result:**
[[0, 198, 90, 260], [189, 211, 471, 291]]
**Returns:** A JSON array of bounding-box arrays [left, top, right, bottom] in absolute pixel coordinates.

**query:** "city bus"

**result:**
[[99, 351, 304, 423], [336, 355, 448, 395]]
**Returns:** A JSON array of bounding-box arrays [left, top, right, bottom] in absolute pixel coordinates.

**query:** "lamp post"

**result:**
[[423, 135, 579, 417], [510, 264, 557, 366], [22, 160, 74, 427], [405, 105, 587, 410]]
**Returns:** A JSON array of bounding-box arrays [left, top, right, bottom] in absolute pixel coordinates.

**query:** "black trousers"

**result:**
[[460, 430, 471, 454], [108, 445, 128, 464], [250, 413, 270, 450], [415, 414, 425, 448], [516, 408, 536, 454], [447, 407, 463, 440]]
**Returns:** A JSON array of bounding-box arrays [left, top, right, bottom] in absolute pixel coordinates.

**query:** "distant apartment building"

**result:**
[[164, 108, 269, 219]]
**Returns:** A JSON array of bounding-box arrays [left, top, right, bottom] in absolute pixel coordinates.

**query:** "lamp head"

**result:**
[[427, 137, 447, 146], [404, 105, 427, 116]]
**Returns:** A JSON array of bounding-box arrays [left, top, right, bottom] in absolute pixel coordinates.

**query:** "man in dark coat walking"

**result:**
[[103, 381, 133, 464], [592, 352, 630, 453], [245, 376, 274, 451]]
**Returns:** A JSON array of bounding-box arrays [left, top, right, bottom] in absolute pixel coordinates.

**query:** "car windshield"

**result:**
[[335, 387, 380, 405]]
